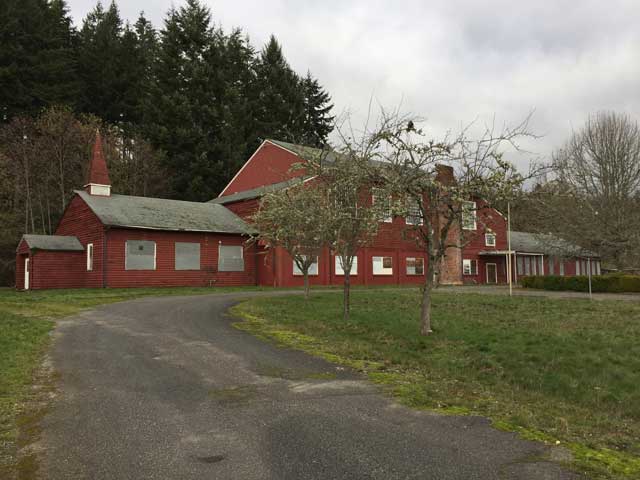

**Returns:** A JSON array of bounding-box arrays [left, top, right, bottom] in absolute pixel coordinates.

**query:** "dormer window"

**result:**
[[485, 233, 496, 247]]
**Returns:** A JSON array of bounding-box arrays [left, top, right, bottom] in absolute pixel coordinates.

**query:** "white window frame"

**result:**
[[372, 188, 393, 223], [335, 255, 357, 275], [462, 201, 477, 230], [406, 257, 424, 275], [372, 256, 393, 275], [125, 240, 156, 271], [86, 243, 94, 271], [293, 255, 319, 276], [486, 262, 498, 283], [484, 233, 496, 247], [218, 244, 245, 272], [576, 260, 581, 275], [405, 198, 423, 226], [463, 259, 478, 275], [559, 260, 565, 276]]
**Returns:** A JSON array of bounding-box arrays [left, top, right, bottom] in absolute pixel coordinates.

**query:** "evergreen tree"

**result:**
[[301, 71, 334, 147], [0, 0, 79, 121], [253, 35, 305, 143], [77, 1, 127, 124], [148, 0, 223, 201]]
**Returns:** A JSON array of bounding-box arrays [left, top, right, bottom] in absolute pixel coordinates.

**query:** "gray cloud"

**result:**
[[67, 0, 640, 170]]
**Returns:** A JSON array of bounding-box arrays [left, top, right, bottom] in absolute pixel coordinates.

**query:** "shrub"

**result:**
[[520, 274, 640, 293]]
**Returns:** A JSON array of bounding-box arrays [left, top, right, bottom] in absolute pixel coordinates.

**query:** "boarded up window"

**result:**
[[175, 242, 200, 270], [126, 240, 156, 270], [218, 245, 244, 272], [406, 257, 424, 275]]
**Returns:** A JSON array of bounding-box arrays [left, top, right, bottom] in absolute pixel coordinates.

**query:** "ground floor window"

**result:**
[[293, 255, 318, 276], [87, 243, 94, 271], [175, 242, 200, 270], [219, 245, 244, 272], [372, 256, 393, 275], [462, 259, 478, 275], [125, 240, 156, 270], [406, 257, 424, 275], [548, 256, 555, 275], [517, 256, 524, 275], [559, 260, 565, 276], [335, 255, 357, 275]]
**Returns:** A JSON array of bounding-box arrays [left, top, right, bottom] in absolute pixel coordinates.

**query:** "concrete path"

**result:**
[[37, 293, 584, 479]]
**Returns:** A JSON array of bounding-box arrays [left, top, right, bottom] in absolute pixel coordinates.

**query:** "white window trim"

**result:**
[[372, 189, 393, 223], [293, 255, 319, 276], [463, 259, 478, 276], [86, 243, 94, 271], [372, 256, 393, 275], [462, 201, 477, 231], [486, 263, 498, 283], [125, 240, 157, 271], [485, 233, 496, 247], [406, 257, 425, 275], [218, 244, 245, 272], [335, 255, 358, 276]]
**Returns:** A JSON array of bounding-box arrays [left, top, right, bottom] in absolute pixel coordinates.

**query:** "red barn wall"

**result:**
[[105, 229, 256, 288], [29, 251, 86, 289], [55, 194, 105, 288], [220, 141, 306, 196], [224, 198, 261, 220]]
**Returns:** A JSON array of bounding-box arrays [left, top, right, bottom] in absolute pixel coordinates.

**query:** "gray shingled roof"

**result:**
[[511, 231, 598, 257], [20, 234, 84, 252], [210, 177, 307, 205], [77, 191, 254, 234]]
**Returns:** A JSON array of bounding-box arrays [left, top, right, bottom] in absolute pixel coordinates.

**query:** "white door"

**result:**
[[24, 257, 30, 290]]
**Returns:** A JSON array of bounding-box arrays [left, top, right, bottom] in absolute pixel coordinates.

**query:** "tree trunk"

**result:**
[[343, 270, 351, 321], [303, 272, 310, 300], [420, 259, 436, 335]]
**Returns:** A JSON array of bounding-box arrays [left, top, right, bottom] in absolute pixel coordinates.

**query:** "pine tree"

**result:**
[[0, 0, 79, 121], [253, 35, 305, 143], [301, 71, 334, 147], [147, 0, 223, 201], [77, 1, 127, 124]]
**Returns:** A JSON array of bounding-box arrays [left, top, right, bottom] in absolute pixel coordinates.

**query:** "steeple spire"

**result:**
[[85, 130, 111, 196]]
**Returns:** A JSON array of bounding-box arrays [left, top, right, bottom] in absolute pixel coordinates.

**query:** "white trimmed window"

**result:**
[[463, 259, 478, 275], [175, 242, 200, 270], [462, 201, 477, 230], [559, 260, 565, 276], [372, 256, 393, 275], [517, 256, 524, 275], [406, 257, 424, 275], [86, 243, 94, 271], [372, 188, 392, 223], [125, 240, 156, 270], [595, 261, 601, 275], [576, 260, 581, 275], [406, 199, 423, 225], [293, 255, 318, 276], [335, 255, 357, 275], [218, 245, 244, 272], [485, 233, 496, 247]]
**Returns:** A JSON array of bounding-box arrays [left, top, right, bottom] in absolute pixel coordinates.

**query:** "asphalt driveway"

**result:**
[[36, 293, 583, 479]]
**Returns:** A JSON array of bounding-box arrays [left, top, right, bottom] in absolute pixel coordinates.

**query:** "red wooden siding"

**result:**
[[105, 229, 256, 288], [55, 194, 106, 288], [224, 198, 261, 220], [220, 141, 307, 196]]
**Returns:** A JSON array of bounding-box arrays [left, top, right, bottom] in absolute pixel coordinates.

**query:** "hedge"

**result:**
[[520, 273, 640, 293]]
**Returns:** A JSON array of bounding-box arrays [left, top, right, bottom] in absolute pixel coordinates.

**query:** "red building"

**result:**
[[16, 136, 598, 290], [16, 133, 256, 290]]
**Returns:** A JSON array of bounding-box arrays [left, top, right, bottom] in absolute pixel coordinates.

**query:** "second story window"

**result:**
[[406, 198, 423, 225], [372, 188, 392, 223], [462, 201, 477, 230], [485, 233, 496, 247]]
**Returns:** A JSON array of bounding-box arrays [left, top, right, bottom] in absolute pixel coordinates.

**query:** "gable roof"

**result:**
[[511, 231, 599, 258], [209, 177, 307, 205], [20, 234, 84, 252], [86, 130, 111, 186], [76, 190, 254, 234]]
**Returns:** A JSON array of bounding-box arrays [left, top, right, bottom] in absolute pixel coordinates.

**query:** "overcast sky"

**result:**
[[66, 0, 640, 169]]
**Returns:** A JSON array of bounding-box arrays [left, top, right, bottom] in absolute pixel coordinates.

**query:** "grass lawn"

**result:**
[[232, 290, 640, 480], [0, 285, 267, 475]]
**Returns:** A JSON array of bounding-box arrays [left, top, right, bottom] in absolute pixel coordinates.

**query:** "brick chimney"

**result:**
[[85, 130, 111, 196], [435, 164, 455, 186]]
